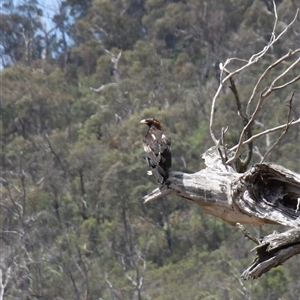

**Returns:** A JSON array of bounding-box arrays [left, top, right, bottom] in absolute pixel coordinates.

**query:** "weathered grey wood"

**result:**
[[144, 147, 300, 227], [143, 146, 300, 279], [142, 6, 300, 279], [241, 228, 300, 279], [233, 163, 300, 227]]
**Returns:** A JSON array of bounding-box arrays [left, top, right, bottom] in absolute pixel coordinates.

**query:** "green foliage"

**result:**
[[1, 0, 299, 298]]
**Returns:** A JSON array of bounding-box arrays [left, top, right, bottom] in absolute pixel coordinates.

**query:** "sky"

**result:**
[[0, 0, 70, 68], [38, 0, 61, 31], [7, 0, 62, 31]]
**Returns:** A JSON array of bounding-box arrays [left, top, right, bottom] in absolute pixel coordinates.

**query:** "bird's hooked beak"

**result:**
[[140, 119, 147, 124]]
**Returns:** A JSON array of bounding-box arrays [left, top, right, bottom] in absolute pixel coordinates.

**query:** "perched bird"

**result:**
[[140, 118, 171, 184]]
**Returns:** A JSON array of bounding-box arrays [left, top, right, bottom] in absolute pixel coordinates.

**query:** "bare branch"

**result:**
[[102, 50, 122, 82], [272, 74, 300, 91], [226, 49, 300, 165], [223, 68, 253, 171], [143, 1, 300, 280], [209, 5, 299, 148], [90, 82, 117, 93], [144, 185, 173, 203], [236, 223, 260, 245], [44, 134, 66, 173], [90, 49, 122, 94], [0, 266, 11, 300], [241, 228, 300, 279], [267, 56, 300, 93], [21, 29, 33, 64], [143, 152, 300, 228], [230, 118, 300, 151], [246, 49, 300, 116], [260, 91, 295, 163]]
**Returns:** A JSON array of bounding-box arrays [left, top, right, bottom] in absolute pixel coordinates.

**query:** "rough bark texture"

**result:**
[[241, 228, 300, 279], [144, 146, 300, 226], [143, 146, 300, 279]]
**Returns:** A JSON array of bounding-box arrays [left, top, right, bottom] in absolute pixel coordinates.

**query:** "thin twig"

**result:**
[[222, 68, 253, 170], [218, 127, 229, 167], [263, 56, 300, 97], [90, 82, 117, 93], [209, 6, 299, 146], [230, 118, 300, 151], [272, 74, 300, 91], [226, 50, 300, 165], [236, 223, 260, 245], [260, 91, 295, 163], [260, 120, 294, 163], [246, 49, 300, 116]]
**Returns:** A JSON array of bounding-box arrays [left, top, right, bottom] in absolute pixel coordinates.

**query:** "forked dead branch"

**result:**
[[143, 2, 300, 279]]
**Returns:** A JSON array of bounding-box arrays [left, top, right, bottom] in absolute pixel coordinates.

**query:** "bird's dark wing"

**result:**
[[142, 124, 171, 184], [142, 133, 160, 168], [158, 133, 171, 168]]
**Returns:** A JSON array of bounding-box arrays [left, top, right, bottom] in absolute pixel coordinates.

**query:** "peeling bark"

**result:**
[[142, 3, 300, 280], [143, 146, 300, 279], [144, 147, 300, 227], [241, 228, 300, 279]]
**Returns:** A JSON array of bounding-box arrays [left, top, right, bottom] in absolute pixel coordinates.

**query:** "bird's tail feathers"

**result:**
[[153, 165, 168, 184]]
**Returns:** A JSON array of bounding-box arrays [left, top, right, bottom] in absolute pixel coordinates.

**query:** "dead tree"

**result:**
[[143, 2, 300, 279]]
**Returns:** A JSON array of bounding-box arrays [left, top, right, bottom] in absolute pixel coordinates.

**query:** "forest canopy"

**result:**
[[1, 0, 300, 299]]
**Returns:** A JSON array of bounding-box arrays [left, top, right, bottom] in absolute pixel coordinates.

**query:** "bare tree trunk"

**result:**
[[141, 2, 300, 279], [144, 146, 300, 227], [143, 146, 300, 279]]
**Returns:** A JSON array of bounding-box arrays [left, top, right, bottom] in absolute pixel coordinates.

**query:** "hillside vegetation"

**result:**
[[1, 0, 300, 299]]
